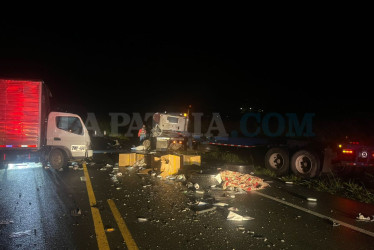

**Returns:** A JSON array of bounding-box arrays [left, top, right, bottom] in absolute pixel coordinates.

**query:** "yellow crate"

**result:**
[[118, 153, 137, 167], [183, 155, 201, 166], [159, 154, 181, 178]]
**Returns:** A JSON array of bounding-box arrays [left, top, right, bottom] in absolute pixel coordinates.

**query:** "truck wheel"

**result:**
[[49, 149, 67, 170], [291, 150, 320, 178], [264, 148, 290, 176]]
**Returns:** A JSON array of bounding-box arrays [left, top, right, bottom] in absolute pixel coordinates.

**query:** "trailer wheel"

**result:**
[[291, 150, 320, 178], [49, 149, 67, 170], [264, 148, 290, 176]]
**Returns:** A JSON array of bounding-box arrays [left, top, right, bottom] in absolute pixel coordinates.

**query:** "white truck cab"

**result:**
[[46, 112, 93, 168]]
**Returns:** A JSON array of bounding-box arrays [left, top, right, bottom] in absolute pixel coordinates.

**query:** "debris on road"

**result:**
[[228, 207, 239, 212], [0, 219, 14, 225], [131, 145, 146, 151], [9, 230, 32, 238], [195, 206, 217, 215], [356, 213, 374, 222], [105, 228, 115, 232], [213, 202, 229, 207], [220, 170, 269, 192], [227, 211, 254, 221], [71, 208, 82, 216], [307, 197, 317, 202], [138, 217, 149, 222], [80, 177, 86, 182]]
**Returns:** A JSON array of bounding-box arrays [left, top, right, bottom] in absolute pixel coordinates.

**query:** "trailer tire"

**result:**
[[49, 149, 67, 170], [291, 150, 320, 178], [264, 148, 290, 176]]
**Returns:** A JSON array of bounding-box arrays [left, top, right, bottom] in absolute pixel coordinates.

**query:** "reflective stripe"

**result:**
[[0, 145, 37, 148]]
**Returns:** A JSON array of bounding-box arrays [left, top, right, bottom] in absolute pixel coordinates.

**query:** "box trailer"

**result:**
[[0, 79, 92, 169]]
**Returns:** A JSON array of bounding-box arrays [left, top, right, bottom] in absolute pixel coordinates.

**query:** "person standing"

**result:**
[[138, 125, 147, 144]]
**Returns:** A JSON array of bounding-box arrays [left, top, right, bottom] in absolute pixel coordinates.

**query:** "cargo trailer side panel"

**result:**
[[0, 79, 42, 149]]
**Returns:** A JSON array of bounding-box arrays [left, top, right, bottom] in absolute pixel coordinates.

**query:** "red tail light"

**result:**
[[349, 141, 359, 145]]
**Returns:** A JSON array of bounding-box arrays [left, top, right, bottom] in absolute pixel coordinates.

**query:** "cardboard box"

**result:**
[[159, 154, 181, 178], [119, 153, 137, 167], [183, 155, 201, 166]]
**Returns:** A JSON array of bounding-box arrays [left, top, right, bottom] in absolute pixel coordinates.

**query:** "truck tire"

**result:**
[[264, 148, 290, 176], [291, 150, 320, 178], [49, 149, 67, 170]]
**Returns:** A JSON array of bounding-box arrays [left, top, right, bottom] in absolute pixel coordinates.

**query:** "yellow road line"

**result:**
[[82, 162, 110, 250], [107, 199, 139, 250]]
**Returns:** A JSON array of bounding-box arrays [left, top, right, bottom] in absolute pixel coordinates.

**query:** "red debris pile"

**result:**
[[220, 170, 269, 192]]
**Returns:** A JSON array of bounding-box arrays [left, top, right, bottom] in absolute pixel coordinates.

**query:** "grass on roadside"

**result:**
[[279, 173, 374, 205]]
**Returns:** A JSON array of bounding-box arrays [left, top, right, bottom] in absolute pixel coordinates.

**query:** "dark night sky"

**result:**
[[0, 19, 370, 125]]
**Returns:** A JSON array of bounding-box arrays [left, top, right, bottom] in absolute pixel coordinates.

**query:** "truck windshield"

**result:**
[[56, 116, 83, 135], [167, 116, 179, 124]]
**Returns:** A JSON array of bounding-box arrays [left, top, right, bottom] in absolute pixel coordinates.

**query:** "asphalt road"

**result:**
[[1, 153, 374, 250]]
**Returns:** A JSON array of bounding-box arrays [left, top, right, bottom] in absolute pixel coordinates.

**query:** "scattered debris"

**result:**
[[111, 176, 119, 183], [220, 170, 269, 192], [356, 213, 374, 222], [0, 219, 14, 225], [137, 168, 152, 175], [227, 211, 254, 221], [132, 158, 147, 167], [131, 145, 146, 151], [307, 197, 317, 202], [332, 222, 340, 227], [137, 217, 148, 222], [194, 183, 200, 190], [105, 164, 113, 168], [71, 208, 82, 216], [80, 177, 86, 182], [213, 202, 229, 207], [177, 174, 186, 182], [9, 230, 32, 238], [228, 207, 239, 212], [186, 182, 194, 189], [197, 201, 209, 206], [195, 206, 217, 215]]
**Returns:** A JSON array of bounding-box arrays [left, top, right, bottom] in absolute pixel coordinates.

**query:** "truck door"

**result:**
[[47, 112, 90, 158]]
